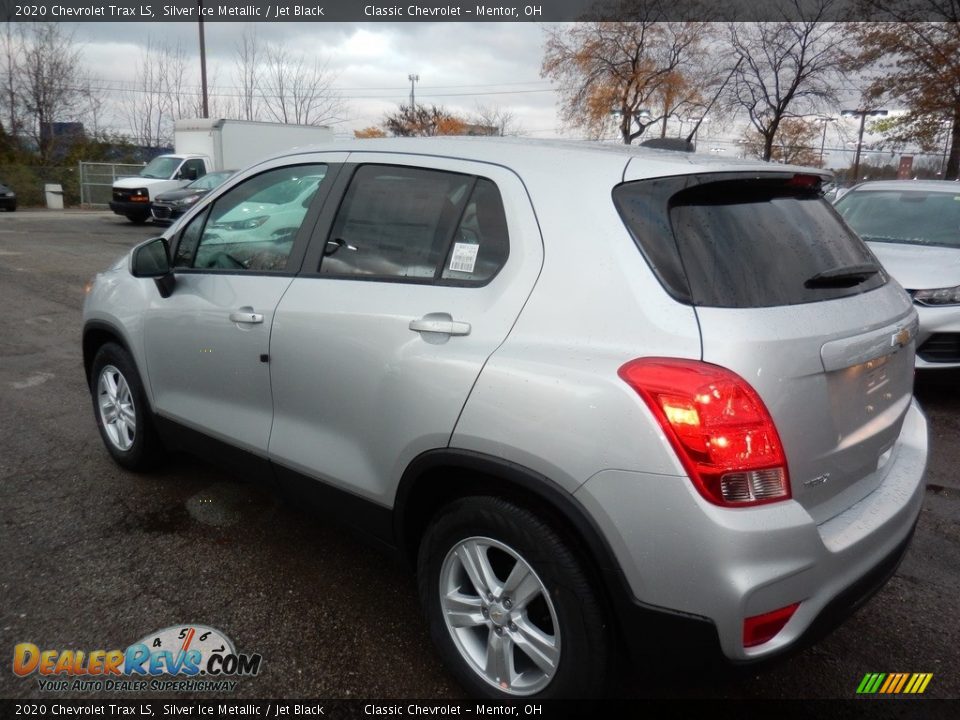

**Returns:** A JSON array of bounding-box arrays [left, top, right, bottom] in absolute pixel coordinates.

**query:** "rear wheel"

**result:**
[[417, 496, 610, 698], [126, 212, 149, 224], [90, 343, 162, 471]]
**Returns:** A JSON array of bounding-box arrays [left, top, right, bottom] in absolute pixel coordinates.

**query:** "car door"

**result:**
[[268, 156, 544, 505], [141, 156, 345, 456]]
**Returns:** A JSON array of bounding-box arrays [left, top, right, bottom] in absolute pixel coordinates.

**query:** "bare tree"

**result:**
[[15, 23, 87, 165], [541, 2, 717, 143], [124, 37, 170, 147], [0, 22, 23, 142], [472, 104, 524, 136], [234, 25, 261, 121], [260, 45, 343, 126], [162, 41, 191, 122], [725, 0, 843, 161]]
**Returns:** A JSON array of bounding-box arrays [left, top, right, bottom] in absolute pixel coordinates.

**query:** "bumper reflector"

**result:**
[[743, 602, 800, 648]]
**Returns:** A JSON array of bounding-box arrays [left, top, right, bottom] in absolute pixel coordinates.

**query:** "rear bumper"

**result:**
[[575, 399, 927, 661]]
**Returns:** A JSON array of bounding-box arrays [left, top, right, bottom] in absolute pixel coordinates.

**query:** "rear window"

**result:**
[[614, 174, 887, 308]]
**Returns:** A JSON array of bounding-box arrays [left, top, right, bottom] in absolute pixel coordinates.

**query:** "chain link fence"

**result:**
[[78, 161, 146, 208]]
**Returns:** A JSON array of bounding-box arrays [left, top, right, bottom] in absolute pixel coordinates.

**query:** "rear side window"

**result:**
[[614, 175, 887, 308], [319, 165, 509, 284]]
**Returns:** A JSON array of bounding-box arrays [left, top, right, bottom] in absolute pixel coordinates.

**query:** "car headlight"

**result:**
[[913, 285, 960, 306], [172, 195, 201, 208]]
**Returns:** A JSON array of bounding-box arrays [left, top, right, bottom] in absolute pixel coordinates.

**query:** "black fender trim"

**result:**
[[82, 320, 136, 385], [393, 448, 721, 663]]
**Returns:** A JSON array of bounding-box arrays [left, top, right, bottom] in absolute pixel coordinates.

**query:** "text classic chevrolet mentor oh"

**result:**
[[83, 138, 927, 698]]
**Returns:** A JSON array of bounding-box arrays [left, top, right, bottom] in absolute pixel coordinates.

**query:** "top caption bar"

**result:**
[[0, 0, 957, 23]]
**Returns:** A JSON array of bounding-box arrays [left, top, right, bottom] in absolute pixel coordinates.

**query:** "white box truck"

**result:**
[[109, 118, 333, 224]]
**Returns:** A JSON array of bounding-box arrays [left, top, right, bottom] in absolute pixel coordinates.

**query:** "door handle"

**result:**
[[409, 317, 471, 336], [229, 310, 264, 324]]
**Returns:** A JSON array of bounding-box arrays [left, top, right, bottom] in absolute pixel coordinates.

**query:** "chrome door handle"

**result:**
[[409, 318, 471, 336], [229, 310, 264, 324]]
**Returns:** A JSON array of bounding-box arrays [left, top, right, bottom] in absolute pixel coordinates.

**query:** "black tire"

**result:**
[[90, 342, 162, 471], [417, 496, 610, 698], [127, 213, 149, 225]]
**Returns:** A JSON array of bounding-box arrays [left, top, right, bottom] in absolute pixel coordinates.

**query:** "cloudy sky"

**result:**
[[71, 21, 566, 139], [60, 19, 913, 168]]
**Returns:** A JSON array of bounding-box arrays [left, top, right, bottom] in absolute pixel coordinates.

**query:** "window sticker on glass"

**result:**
[[449, 242, 480, 273]]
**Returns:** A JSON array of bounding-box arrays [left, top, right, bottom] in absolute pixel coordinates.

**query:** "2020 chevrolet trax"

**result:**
[[83, 138, 927, 697]]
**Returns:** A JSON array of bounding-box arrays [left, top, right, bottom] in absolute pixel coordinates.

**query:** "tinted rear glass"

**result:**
[[614, 175, 887, 308]]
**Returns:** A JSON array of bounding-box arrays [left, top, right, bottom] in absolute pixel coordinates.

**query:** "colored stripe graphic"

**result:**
[[857, 672, 932, 695]]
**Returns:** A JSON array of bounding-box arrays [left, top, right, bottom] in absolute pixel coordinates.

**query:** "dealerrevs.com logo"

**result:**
[[12, 624, 262, 692]]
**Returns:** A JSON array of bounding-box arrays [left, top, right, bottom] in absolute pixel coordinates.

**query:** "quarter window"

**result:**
[[178, 164, 327, 273]]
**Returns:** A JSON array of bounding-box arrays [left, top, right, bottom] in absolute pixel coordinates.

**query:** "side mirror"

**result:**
[[131, 237, 175, 298]]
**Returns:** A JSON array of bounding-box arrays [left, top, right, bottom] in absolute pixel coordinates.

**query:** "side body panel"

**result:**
[[267, 154, 544, 505]]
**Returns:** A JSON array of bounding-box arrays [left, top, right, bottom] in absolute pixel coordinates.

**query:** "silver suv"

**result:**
[[83, 139, 928, 698]]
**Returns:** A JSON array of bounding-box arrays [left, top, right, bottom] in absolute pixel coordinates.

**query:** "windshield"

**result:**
[[140, 157, 182, 180], [835, 188, 960, 248], [188, 171, 232, 191]]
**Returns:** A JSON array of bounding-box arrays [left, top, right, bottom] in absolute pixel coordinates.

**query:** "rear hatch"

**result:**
[[615, 171, 918, 523]]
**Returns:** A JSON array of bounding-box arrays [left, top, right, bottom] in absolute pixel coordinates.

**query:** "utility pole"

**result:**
[[841, 108, 887, 182], [198, 0, 209, 118], [818, 117, 836, 168], [408, 74, 419, 111]]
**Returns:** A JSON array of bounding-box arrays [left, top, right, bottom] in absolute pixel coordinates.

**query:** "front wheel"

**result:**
[[90, 343, 162, 471], [417, 496, 610, 698]]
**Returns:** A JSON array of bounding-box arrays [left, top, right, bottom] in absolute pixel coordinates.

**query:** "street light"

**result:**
[[841, 108, 888, 181]]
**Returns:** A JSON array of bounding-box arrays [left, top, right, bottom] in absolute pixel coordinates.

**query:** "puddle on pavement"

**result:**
[[185, 481, 280, 528], [117, 480, 281, 535]]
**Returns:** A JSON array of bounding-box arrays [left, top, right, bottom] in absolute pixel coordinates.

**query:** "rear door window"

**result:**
[[614, 175, 887, 308], [319, 165, 509, 284]]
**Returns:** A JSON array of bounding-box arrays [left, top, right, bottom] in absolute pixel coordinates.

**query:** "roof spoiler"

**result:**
[[639, 138, 695, 153]]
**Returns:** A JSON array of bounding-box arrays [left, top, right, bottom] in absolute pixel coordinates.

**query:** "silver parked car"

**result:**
[[83, 139, 927, 698], [834, 179, 960, 369]]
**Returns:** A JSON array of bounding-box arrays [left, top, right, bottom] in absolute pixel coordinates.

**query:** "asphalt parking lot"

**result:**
[[1, 210, 958, 701]]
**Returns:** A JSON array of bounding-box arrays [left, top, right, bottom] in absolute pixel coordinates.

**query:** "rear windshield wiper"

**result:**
[[804, 263, 881, 289]]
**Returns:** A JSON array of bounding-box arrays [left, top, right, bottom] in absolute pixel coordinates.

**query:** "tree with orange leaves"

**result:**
[[844, 1, 960, 179], [540, 5, 716, 144]]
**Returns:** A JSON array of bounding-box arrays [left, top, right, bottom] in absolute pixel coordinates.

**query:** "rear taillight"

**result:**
[[618, 358, 791, 507]]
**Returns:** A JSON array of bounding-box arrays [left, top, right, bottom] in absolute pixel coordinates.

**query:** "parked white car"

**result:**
[[835, 179, 960, 368]]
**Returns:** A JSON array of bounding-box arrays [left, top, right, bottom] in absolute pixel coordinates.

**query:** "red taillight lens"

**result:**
[[743, 602, 800, 647], [618, 358, 791, 507]]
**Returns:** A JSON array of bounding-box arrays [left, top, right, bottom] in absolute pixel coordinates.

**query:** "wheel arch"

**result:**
[[394, 449, 627, 622], [83, 320, 135, 385], [394, 448, 721, 665]]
